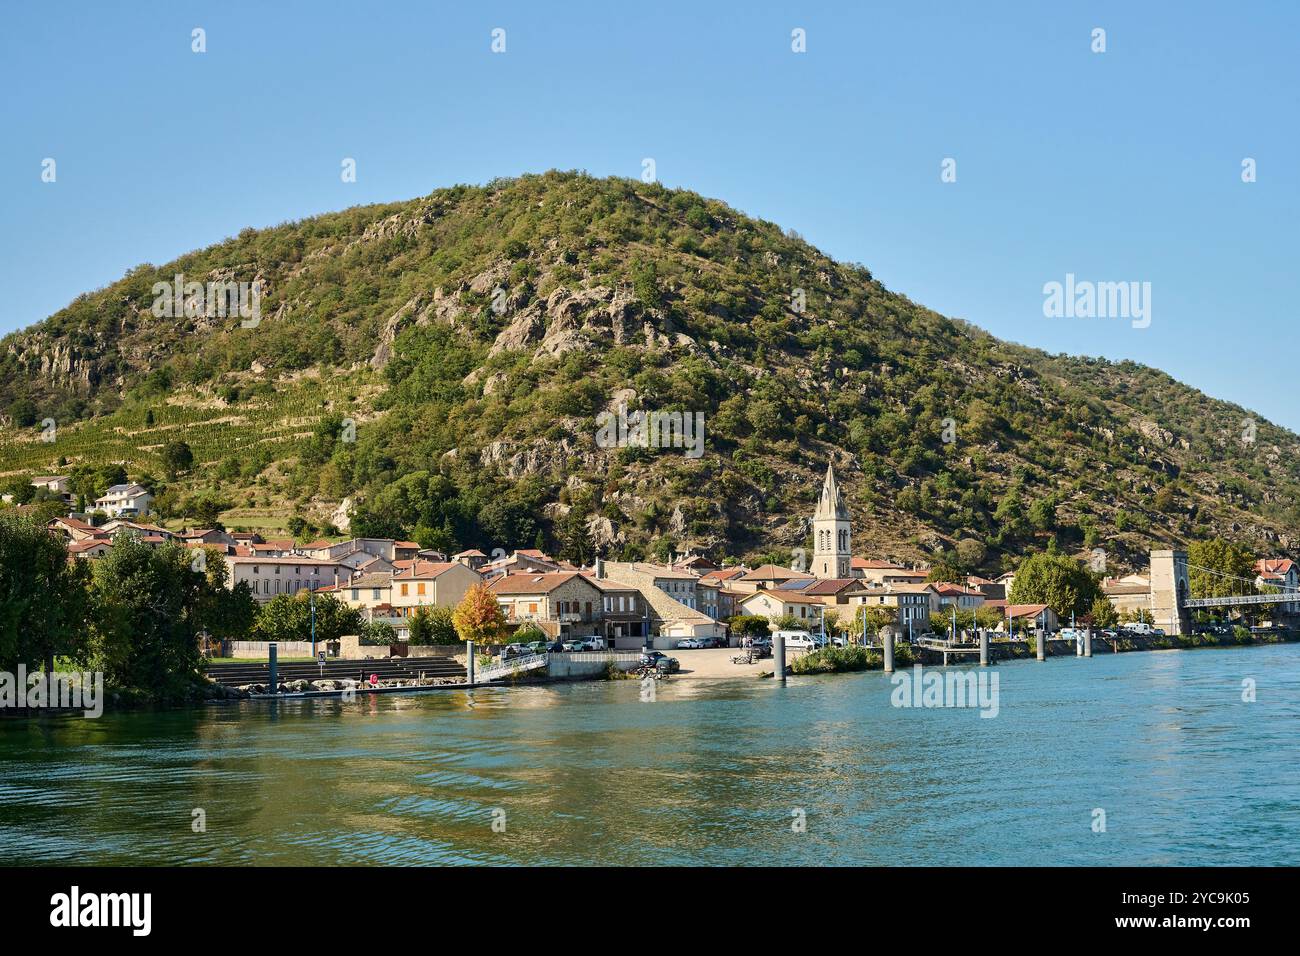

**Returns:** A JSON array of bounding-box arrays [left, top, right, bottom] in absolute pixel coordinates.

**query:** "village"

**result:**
[[20, 465, 1300, 669]]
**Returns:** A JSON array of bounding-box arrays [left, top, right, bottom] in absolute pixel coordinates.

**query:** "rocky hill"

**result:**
[[2, 171, 1297, 573]]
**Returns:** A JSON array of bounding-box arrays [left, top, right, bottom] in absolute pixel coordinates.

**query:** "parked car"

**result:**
[[676, 638, 704, 649], [639, 651, 680, 673], [831, 635, 849, 647], [526, 640, 550, 654], [502, 644, 532, 660], [580, 637, 607, 651], [547, 641, 566, 653], [1127, 622, 1156, 636], [748, 639, 772, 658], [561, 639, 586, 652]]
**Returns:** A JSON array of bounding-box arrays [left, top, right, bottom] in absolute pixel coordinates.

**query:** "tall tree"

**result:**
[[90, 538, 205, 699], [1187, 539, 1256, 599], [452, 583, 507, 644], [0, 513, 92, 673], [1008, 552, 1102, 619]]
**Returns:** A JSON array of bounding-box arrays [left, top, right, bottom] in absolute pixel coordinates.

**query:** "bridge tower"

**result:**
[[1149, 549, 1190, 636]]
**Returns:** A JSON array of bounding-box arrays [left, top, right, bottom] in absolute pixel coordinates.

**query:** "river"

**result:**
[[2, 643, 1297, 865]]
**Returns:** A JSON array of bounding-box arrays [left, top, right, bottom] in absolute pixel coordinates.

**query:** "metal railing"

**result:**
[[476, 652, 550, 683]]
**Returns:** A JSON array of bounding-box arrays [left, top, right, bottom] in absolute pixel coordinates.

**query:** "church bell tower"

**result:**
[[812, 463, 851, 579]]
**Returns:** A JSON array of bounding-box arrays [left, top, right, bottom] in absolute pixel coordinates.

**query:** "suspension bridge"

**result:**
[[1150, 549, 1298, 634]]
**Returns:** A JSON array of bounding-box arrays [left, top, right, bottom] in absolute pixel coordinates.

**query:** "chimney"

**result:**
[[595, 557, 605, 579]]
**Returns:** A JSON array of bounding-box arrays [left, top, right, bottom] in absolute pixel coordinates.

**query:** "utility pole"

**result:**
[[310, 586, 317, 658]]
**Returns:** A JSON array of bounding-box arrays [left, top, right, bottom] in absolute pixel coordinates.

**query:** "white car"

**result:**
[[580, 637, 607, 651], [675, 638, 704, 649], [775, 630, 816, 651]]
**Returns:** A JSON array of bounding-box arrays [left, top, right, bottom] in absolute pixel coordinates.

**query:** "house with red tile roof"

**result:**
[[1254, 558, 1300, 614]]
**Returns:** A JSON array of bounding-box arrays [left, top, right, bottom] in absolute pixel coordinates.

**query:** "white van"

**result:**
[[775, 630, 816, 651]]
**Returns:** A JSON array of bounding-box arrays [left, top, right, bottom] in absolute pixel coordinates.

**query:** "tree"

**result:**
[[1187, 539, 1255, 599], [926, 551, 963, 583], [727, 615, 769, 640], [193, 550, 257, 642], [452, 583, 507, 644], [954, 538, 986, 570], [0, 477, 36, 505], [253, 591, 360, 643], [1008, 552, 1102, 619], [89, 538, 205, 699], [187, 494, 230, 529], [0, 512, 92, 674], [161, 440, 194, 479], [361, 620, 396, 646], [1089, 595, 1119, 628], [407, 606, 433, 645], [427, 605, 458, 644], [509, 621, 547, 644]]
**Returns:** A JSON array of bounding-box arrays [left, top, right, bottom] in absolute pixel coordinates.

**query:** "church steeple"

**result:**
[[814, 463, 850, 522], [812, 463, 851, 579]]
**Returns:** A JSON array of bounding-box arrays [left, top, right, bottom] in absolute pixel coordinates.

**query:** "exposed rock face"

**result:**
[[487, 284, 648, 358], [1136, 420, 1174, 446], [371, 296, 425, 370], [587, 515, 624, 549], [332, 497, 353, 533]]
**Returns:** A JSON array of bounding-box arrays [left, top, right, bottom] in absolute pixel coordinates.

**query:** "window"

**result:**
[[400, 583, 409, 597], [528, 603, 538, 614], [351, 589, 359, 601], [417, 582, 426, 596], [372, 588, 381, 600]]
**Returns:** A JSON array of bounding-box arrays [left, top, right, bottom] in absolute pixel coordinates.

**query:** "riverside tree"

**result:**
[[253, 590, 361, 644], [452, 582, 507, 644], [89, 537, 207, 701], [1008, 552, 1102, 619], [0, 513, 92, 674]]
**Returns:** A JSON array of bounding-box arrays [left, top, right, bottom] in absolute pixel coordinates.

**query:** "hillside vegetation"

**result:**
[[2, 171, 1297, 573]]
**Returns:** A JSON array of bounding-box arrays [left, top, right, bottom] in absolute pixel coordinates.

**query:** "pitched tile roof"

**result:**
[[488, 571, 586, 595]]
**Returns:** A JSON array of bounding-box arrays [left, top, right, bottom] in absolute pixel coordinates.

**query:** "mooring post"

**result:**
[[1084, 629, 1093, 658], [1036, 628, 1046, 662], [268, 642, 278, 694], [774, 631, 786, 683], [1076, 631, 1084, 656], [883, 630, 895, 674], [979, 629, 989, 667], [466, 640, 476, 685]]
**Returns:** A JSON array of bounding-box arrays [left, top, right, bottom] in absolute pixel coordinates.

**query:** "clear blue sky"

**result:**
[[3, 1, 1297, 427]]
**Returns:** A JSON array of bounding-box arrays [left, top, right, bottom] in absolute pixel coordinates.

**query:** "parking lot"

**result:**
[[660, 646, 809, 679]]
